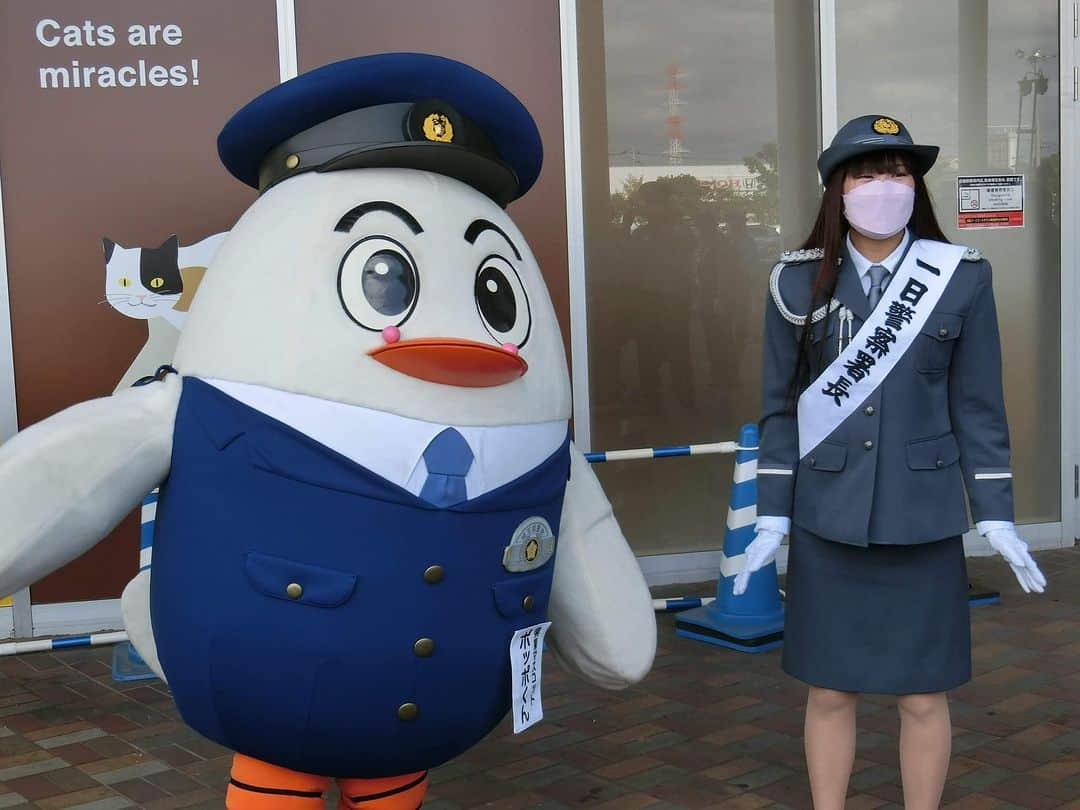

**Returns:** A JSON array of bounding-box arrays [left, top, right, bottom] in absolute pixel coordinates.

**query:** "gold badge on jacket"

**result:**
[[503, 517, 555, 572]]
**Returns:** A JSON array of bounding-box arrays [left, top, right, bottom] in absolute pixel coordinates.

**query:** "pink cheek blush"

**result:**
[[501, 342, 519, 355], [381, 325, 401, 344]]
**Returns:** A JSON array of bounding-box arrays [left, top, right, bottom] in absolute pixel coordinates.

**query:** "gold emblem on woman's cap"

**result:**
[[423, 112, 454, 143], [872, 117, 900, 135]]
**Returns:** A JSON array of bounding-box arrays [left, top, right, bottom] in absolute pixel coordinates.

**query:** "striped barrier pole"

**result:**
[[0, 631, 127, 657], [585, 440, 749, 464], [652, 596, 715, 612]]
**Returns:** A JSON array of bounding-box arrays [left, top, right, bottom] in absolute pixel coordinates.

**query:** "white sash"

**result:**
[[797, 239, 966, 459]]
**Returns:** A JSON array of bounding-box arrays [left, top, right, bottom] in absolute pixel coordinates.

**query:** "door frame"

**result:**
[[0, 151, 27, 638], [1059, 0, 1079, 547]]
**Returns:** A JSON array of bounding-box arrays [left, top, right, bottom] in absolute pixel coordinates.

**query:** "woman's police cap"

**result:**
[[217, 53, 543, 206], [817, 115, 939, 184]]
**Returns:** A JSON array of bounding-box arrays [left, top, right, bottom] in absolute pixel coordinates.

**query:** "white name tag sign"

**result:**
[[797, 239, 966, 458], [511, 621, 552, 734]]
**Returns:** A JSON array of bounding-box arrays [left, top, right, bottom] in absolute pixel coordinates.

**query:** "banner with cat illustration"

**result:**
[[103, 232, 223, 390], [0, 0, 279, 604]]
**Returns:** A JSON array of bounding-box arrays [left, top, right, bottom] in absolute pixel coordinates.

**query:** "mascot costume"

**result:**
[[0, 54, 657, 809]]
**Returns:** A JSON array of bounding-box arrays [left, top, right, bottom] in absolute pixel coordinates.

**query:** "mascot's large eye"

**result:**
[[474, 255, 531, 348], [337, 236, 419, 330]]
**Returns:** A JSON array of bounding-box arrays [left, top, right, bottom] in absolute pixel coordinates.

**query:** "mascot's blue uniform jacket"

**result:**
[[150, 379, 571, 777], [757, 242, 1014, 546]]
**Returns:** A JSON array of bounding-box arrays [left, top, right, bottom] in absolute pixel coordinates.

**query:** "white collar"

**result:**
[[202, 378, 567, 498], [846, 229, 911, 281]]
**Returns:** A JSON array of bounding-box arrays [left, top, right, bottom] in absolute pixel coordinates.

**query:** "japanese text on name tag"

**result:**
[[511, 621, 552, 734]]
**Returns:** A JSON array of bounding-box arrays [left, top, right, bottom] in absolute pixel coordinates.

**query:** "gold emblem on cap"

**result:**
[[872, 117, 900, 135], [423, 113, 454, 143]]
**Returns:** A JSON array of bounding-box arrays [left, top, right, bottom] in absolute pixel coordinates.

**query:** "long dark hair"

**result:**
[[789, 150, 948, 397]]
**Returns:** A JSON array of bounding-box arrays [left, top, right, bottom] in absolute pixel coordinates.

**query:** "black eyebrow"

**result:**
[[464, 219, 522, 260], [334, 202, 422, 235]]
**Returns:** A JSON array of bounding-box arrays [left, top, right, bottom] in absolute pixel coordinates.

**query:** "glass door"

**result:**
[[835, 0, 1062, 530], [574, 0, 822, 556], [1, 161, 17, 639]]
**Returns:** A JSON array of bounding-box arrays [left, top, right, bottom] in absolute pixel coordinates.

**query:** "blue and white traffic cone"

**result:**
[[112, 490, 158, 681], [675, 423, 785, 652]]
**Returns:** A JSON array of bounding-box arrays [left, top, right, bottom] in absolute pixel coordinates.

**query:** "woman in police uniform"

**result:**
[[734, 115, 1046, 810]]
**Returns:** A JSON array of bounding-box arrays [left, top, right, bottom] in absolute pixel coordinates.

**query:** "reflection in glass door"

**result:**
[[576, 0, 820, 555]]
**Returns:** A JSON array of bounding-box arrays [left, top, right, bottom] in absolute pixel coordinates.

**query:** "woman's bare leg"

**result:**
[[898, 692, 951, 810], [804, 687, 858, 810]]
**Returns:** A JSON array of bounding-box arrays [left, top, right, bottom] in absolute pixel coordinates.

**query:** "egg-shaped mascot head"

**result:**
[[174, 53, 569, 426]]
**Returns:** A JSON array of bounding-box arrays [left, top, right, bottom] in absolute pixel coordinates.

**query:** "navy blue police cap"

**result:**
[[217, 53, 542, 206], [817, 114, 938, 184]]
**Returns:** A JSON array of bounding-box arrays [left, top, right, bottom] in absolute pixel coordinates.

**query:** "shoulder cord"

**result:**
[[768, 264, 841, 327]]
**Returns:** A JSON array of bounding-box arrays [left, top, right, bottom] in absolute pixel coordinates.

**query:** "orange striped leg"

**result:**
[[336, 771, 428, 809], [226, 753, 330, 809]]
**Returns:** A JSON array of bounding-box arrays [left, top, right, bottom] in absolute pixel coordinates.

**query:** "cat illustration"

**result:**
[[103, 233, 224, 390]]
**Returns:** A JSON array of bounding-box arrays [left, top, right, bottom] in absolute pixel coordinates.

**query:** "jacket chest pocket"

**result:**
[[917, 312, 963, 373], [803, 440, 847, 473], [492, 569, 553, 622], [244, 552, 358, 607], [905, 433, 960, 470]]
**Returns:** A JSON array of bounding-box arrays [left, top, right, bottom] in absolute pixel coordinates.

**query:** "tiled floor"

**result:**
[[0, 548, 1077, 809]]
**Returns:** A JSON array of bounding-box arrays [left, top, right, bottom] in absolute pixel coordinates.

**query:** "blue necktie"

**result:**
[[867, 264, 890, 309], [420, 428, 474, 507]]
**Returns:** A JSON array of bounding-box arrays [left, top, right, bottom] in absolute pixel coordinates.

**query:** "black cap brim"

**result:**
[[311, 142, 520, 208], [818, 143, 939, 185]]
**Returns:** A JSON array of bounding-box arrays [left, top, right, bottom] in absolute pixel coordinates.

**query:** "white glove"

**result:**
[[986, 528, 1046, 594], [733, 530, 784, 596]]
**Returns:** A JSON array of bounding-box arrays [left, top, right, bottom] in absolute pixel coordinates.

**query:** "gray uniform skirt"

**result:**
[[782, 526, 971, 694]]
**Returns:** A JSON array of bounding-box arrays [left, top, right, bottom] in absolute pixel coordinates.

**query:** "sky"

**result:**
[[601, 0, 1060, 168]]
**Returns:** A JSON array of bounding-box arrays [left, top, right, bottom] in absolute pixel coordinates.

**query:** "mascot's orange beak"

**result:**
[[369, 338, 528, 387]]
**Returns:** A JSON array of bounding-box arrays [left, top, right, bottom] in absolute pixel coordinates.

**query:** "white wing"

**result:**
[[547, 443, 657, 689], [0, 376, 180, 598]]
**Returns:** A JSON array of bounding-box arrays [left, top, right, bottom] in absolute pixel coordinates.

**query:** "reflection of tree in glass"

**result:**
[[742, 142, 779, 227], [608, 142, 780, 263], [595, 143, 781, 438]]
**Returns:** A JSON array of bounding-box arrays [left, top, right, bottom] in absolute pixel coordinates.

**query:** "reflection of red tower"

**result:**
[[664, 63, 687, 165]]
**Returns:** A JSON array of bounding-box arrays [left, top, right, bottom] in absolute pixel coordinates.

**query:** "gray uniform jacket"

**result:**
[[757, 241, 1014, 546]]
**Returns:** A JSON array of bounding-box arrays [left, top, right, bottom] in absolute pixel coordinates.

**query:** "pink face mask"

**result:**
[[842, 179, 915, 240]]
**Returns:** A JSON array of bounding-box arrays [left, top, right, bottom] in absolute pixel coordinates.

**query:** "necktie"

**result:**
[[867, 264, 889, 310], [420, 428, 473, 507]]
